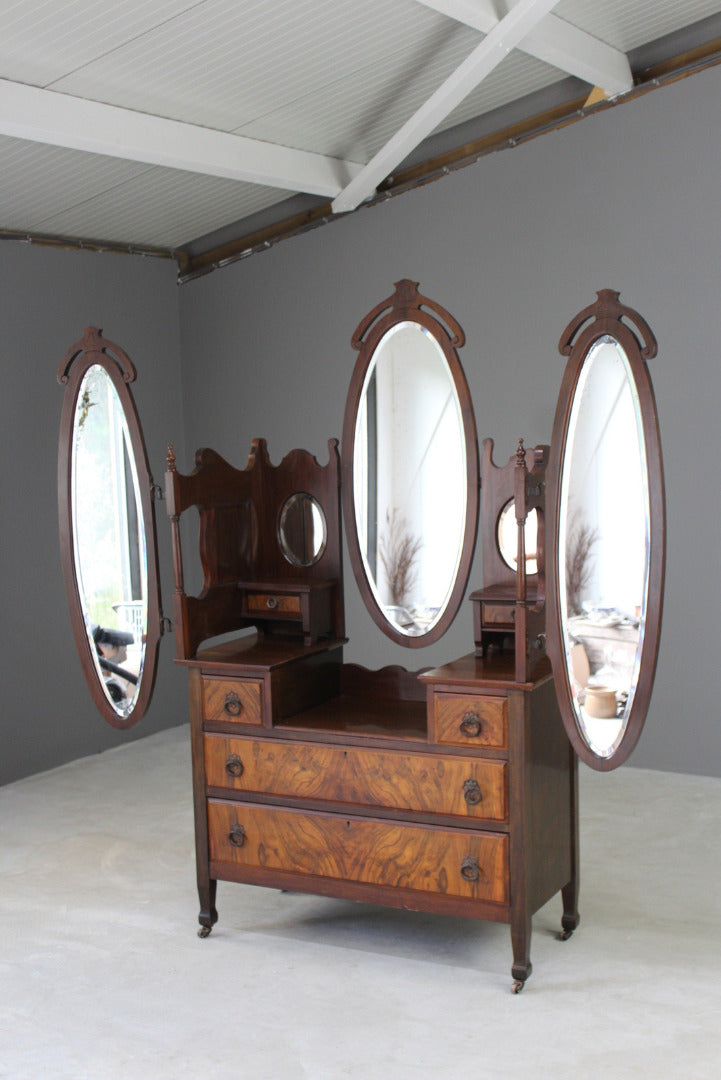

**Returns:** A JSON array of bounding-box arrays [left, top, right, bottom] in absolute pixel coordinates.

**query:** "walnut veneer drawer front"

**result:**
[[432, 692, 507, 749], [202, 677, 263, 726], [204, 734, 507, 821], [208, 800, 509, 905]]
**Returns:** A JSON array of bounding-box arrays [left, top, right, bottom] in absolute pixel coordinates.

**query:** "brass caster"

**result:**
[[511, 979, 525, 994], [198, 925, 212, 938], [559, 928, 574, 941]]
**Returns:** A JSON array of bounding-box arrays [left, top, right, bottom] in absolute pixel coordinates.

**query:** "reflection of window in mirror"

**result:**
[[559, 336, 649, 758], [356, 321, 466, 634], [72, 365, 147, 715], [562, 338, 647, 621]]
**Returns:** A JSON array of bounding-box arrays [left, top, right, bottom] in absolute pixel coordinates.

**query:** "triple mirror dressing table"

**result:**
[[57, 282, 664, 992]]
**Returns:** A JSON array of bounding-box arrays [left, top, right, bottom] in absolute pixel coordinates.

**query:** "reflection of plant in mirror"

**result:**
[[566, 511, 598, 615], [379, 508, 422, 607], [77, 388, 95, 429]]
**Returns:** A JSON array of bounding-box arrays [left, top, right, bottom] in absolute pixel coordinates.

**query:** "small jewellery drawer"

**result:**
[[208, 800, 509, 905], [431, 692, 507, 749], [202, 677, 263, 726], [204, 735, 508, 821], [246, 592, 302, 615]]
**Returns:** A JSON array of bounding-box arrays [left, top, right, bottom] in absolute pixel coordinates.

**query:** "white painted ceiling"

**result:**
[[1, 0, 720, 259]]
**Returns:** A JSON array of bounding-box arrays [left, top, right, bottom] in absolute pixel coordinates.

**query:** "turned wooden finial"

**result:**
[[516, 438, 527, 469], [167, 444, 176, 471]]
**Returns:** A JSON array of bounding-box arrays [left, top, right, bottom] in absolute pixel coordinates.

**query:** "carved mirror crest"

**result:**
[[342, 280, 479, 646], [58, 328, 162, 728]]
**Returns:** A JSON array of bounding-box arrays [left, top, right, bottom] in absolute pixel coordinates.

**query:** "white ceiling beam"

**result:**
[[332, 0, 562, 214], [0, 79, 363, 198], [418, 0, 633, 96]]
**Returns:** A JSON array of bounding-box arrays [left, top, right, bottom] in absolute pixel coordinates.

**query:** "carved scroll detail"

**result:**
[[558, 289, 657, 360], [351, 278, 465, 350], [57, 326, 137, 385]]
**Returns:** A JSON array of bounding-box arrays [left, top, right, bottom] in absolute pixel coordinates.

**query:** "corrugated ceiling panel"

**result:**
[[51, 0, 468, 144], [438, 51, 565, 139], [26, 154, 288, 248], [238, 47, 559, 162], [553, 0, 721, 52], [3, 0, 721, 252], [234, 11, 483, 158], [0, 135, 151, 230], [0, 0, 197, 85]]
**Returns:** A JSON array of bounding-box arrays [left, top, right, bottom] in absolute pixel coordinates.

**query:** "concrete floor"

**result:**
[[1, 724, 719, 1079]]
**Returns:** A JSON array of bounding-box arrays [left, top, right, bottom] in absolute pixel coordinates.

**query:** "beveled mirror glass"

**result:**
[[342, 280, 478, 646], [58, 328, 161, 728], [547, 292, 665, 769], [279, 492, 327, 567]]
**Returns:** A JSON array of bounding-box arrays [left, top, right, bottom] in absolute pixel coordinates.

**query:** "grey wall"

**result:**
[[178, 64, 721, 778], [2, 63, 719, 784], [0, 243, 188, 785]]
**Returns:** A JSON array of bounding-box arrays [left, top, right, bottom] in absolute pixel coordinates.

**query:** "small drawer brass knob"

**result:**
[[228, 824, 246, 848], [463, 778, 483, 805], [459, 712, 482, 737], [266, 596, 279, 610], [223, 691, 243, 716], [460, 856, 480, 882], [225, 753, 244, 778]]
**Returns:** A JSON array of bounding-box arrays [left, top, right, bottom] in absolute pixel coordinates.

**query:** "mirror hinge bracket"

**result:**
[[150, 481, 164, 501], [160, 615, 173, 636]]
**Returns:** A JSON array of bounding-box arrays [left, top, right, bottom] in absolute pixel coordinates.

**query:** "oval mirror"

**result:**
[[58, 328, 162, 729], [547, 291, 665, 769], [342, 280, 479, 646], [279, 492, 327, 567]]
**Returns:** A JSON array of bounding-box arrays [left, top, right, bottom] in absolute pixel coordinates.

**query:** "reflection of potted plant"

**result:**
[[379, 509, 421, 609], [566, 512, 598, 615]]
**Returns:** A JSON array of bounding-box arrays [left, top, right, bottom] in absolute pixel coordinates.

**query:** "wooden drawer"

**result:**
[[204, 734, 507, 821], [208, 799, 509, 905], [202, 677, 263, 726], [246, 592, 302, 615], [431, 692, 507, 749], [482, 603, 515, 627]]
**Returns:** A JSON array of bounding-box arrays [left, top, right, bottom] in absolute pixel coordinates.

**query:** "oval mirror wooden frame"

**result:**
[[57, 327, 162, 729], [341, 280, 479, 648], [546, 290, 666, 769]]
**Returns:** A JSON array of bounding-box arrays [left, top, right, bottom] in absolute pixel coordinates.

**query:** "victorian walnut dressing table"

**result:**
[[57, 288, 663, 991], [164, 282, 586, 992]]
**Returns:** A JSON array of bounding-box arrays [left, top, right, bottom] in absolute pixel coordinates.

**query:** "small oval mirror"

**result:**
[[342, 280, 478, 646], [547, 292, 665, 769], [497, 501, 538, 575], [279, 492, 327, 567], [58, 329, 161, 729]]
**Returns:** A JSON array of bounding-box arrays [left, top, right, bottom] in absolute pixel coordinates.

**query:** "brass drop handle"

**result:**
[[460, 856, 480, 882], [224, 691, 243, 716], [266, 596, 279, 610], [228, 824, 246, 848], [463, 778, 483, 805], [459, 712, 482, 738], [225, 753, 244, 778]]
